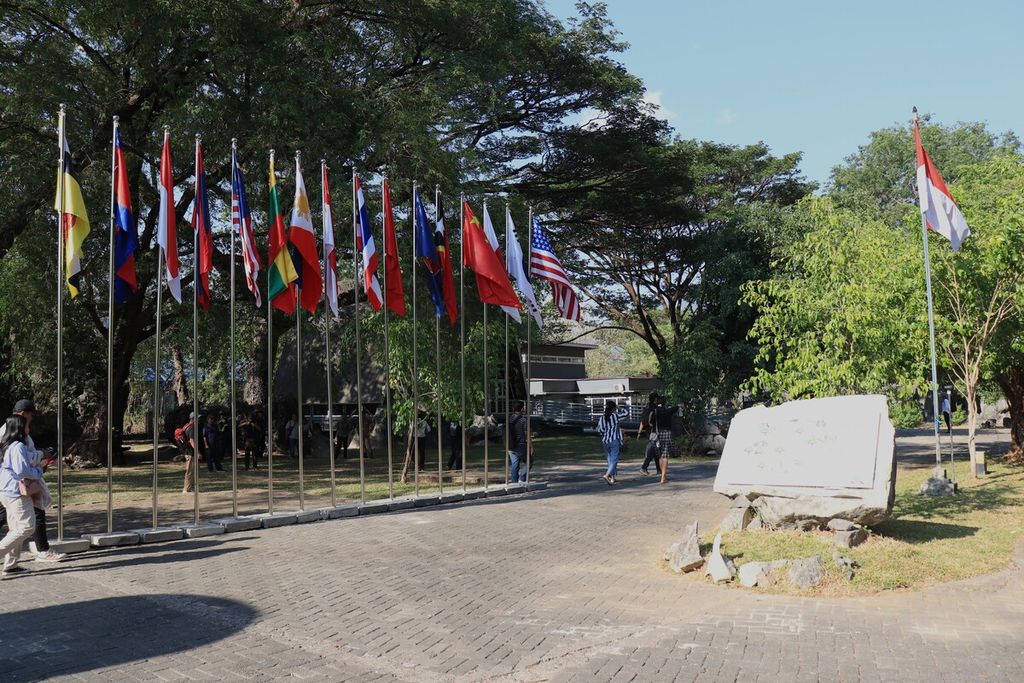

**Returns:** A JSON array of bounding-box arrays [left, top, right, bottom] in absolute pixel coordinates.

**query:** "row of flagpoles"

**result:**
[[52, 107, 582, 537]]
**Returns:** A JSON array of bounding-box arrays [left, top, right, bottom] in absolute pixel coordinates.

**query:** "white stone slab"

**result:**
[[414, 494, 441, 507], [210, 517, 262, 533], [51, 538, 91, 554], [295, 510, 322, 524], [387, 497, 417, 511], [85, 532, 140, 547], [714, 395, 896, 525], [358, 501, 389, 515], [321, 505, 360, 519], [439, 492, 465, 504], [179, 523, 225, 538], [257, 512, 298, 528], [130, 527, 186, 543]]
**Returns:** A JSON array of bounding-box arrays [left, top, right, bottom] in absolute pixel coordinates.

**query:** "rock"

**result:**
[[795, 518, 821, 532], [788, 555, 826, 589], [721, 505, 754, 532], [738, 561, 769, 587], [731, 497, 752, 508], [668, 521, 703, 573], [827, 518, 858, 532], [920, 476, 956, 497], [714, 395, 897, 526], [833, 552, 858, 581], [664, 542, 680, 562], [834, 528, 867, 549], [747, 515, 764, 531], [706, 532, 735, 582]]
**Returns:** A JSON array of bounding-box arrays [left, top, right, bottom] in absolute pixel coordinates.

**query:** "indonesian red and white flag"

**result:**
[[321, 164, 339, 318], [914, 118, 970, 252]]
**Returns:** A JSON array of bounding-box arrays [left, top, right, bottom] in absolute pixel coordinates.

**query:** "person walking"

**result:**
[[0, 415, 45, 577], [414, 413, 431, 469], [179, 412, 198, 493], [941, 392, 952, 434], [637, 392, 662, 476], [0, 400, 65, 566], [202, 414, 224, 472], [285, 414, 300, 460], [654, 398, 675, 484], [240, 414, 259, 471], [597, 400, 624, 486], [446, 419, 463, 471], [335, 411, 352, 460], [508, 402, 529, 483]]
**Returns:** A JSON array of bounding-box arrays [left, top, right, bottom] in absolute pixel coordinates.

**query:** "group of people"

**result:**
[[598, 392, 675, 486], [0, 399, 66, 578], [176, 411, 268, 493]]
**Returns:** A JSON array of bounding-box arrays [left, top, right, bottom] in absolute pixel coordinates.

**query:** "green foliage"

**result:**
[[888, 398, 923, 429], [743, 196, 928, 401]]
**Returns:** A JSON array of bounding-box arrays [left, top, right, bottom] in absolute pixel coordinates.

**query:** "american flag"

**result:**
[[231, 149, 262, 307], [530, 219, 581, 321]]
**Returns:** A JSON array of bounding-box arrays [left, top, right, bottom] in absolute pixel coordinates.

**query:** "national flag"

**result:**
[[414, 189, 446, 319], [268, 153, 298, 314], [289, 160, 323, 314], [914, 116, 970, 252], [382, 178, 405, 317], [435, 199, 459, 326], [530, 218, 581, 321], [54, 133, 91, 298], [232, 149, 262, 307], [462, 201, 522, 309], [354, 174, 383, 311], [157, 129, 181, 303], [482, 204, 522, 321], [322, 164, 338, 318], [506, 209, 542, 328], [112, 126, 138, 304], [190, 140, 214, 312]]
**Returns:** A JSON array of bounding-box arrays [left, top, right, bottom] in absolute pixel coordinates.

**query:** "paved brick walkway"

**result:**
[[1, 430, 1022, 682]]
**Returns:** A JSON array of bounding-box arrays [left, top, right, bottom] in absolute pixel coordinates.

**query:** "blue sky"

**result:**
[[545, 0, 1023, 185]]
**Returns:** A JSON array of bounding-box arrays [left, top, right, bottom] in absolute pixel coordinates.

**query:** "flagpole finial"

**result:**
[[270, 148, 275, 158], [231, 137, 238, 149], [113, 115, 119, 124], [912, 106, 918, 114], [163, 124, 170, 133], [321, 158, 326, 166]]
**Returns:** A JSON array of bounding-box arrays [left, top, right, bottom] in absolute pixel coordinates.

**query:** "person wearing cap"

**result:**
[[0, 400, 65, 569], [637, 392, 663, 476], [181, 412, 199, 493]]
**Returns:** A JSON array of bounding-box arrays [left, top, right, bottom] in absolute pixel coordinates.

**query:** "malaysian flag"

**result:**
[[232, 149, 262, 307], [530, 219, 580, 321]]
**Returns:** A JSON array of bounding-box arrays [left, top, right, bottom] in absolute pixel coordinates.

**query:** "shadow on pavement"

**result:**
[[873, 518, 980, 544], [0, 594, 257, 681]]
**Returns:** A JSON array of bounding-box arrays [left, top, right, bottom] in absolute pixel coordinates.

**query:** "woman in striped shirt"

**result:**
[[597, 400, 624, 485]]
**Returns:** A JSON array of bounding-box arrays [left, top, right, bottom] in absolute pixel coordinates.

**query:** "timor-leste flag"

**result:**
[[54, 134, 91, 298], [267, 154, 298, 314], [462, 201, 521, 309], [435, 199, 458, 325]]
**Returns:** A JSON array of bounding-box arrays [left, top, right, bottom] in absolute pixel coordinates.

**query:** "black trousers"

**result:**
[[0, 504, 50, 552], [446, 440, 462, 470], [641, 441, 662, 473]]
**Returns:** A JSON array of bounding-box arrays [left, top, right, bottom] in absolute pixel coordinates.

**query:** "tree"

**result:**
[[0, 0, 641, 464], [743, 197, 928, 409], [930, 154, 1024, 474]]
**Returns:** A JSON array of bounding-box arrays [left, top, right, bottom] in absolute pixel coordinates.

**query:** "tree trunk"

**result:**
[[170, 344, 190, 407], [243, 313, 268, 406], [996, 365, 1024, 462], [400, 422, 415, 484], [965, 381, 979, 478]]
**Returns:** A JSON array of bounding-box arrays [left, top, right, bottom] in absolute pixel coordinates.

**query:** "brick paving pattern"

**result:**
[[1, 429, 1022, 682]]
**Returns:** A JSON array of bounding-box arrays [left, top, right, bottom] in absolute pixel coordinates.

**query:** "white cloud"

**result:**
[[643, 90, 675, 122], [715, 107, 738, 125]]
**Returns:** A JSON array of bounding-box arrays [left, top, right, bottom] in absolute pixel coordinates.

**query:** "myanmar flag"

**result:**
[[54, 136, 91, 297], [268, 154, 298, 313]]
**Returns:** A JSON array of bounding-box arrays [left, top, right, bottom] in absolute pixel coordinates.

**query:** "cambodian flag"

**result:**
[[191, 139, 214, 312], [112, 128, 138, 304], [354, 174, 383, 310]]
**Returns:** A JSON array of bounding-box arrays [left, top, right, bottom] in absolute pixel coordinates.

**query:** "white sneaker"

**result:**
[[28, 541, 38, 554], [35, 550, 66, 563]]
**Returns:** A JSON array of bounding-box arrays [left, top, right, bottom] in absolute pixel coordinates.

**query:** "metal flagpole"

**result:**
[[412, 180, 420, 496], [482, 199, 489, 491], [106, 115, 118, 533], [503, 203, 510, 487], [435, 186, 443, 494], [230, 139, 239, 517], [353, 168, 366, 503], [382, 176, 394, 500], [526, 207, 534, 486], [56, 104, 66, 541], [152, 143, 165, 528], [267, 150, 276, 515], [915, 110, 943, 473], [459, 193, 467, 493], [192, 134, 201, 526], [946, 387, 956, 479], [295, 152, 305, 511], [323, 160, 337, 508]]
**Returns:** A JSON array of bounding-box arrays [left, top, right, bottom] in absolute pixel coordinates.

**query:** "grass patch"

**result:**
[[708, 458, 1024, 596]]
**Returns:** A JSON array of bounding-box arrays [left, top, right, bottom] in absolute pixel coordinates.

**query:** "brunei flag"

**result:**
[[267, 154, 298, 314], [54, 135, 91, 297]]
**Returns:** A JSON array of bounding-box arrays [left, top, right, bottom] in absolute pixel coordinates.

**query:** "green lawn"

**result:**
[[705, 458, 1024, 595]]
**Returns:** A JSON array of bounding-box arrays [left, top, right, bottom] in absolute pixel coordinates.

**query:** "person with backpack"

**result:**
[[507, 402, 529, 483], [177, 413, 198, 493], [597, 400, 624, 486]]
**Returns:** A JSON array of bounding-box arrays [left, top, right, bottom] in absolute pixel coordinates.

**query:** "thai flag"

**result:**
[[112, 127, 138, 304], [231, 149, 262, 307], [354, 174, 383, 311], [191, 139, 214, 312]]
